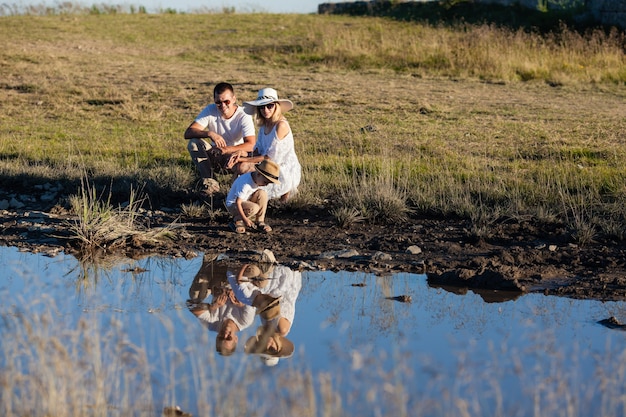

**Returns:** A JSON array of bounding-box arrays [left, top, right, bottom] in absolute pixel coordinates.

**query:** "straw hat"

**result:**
[[244, 326, 294, 367], [255, 159, 281, 184], [244, 87, 294, 114]]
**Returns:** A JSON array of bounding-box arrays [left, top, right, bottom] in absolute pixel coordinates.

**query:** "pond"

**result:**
[[1, 247, 625, 417]]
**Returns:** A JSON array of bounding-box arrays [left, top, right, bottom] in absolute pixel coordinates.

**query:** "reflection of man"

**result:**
[[229, 263, 302, 366], [187, 256, 229, 303], [187, 261, 255, 356]]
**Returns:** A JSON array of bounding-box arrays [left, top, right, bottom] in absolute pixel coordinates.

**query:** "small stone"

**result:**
[[260, 249, 276, 264], [406, 245, 422, 255], [9, 198, 24, 209], [360, 124, 377, 133], [372, 251, 392, 261], [337, 249, 359, 258], [41, 192, 57, 202], [319, 249, 359, 259]]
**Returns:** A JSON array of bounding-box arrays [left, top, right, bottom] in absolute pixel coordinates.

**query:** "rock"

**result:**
[[372, 251, 392, 261], [319, 249, 359, 259], [0, 200, 9, 210], [259, 249, 276, 264], [598, 316, 626, 330], [9, 198, 24, 209], [294, 260, 316, 270], [163, 406, 192, 417], [406, 245, 422, 255], [387, 295, 412, 303]]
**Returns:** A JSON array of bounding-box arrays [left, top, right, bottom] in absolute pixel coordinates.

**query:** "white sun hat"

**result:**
[[243, 87, 294, 114]]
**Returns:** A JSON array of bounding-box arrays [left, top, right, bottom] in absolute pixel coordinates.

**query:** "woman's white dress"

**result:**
[[254, 121, 301, 200]]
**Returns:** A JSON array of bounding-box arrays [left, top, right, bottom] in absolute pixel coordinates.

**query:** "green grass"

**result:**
[[0, 11, 625, 241]]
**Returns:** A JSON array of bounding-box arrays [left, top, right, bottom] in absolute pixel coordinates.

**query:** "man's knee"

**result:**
[[187, 138, 210, 153]]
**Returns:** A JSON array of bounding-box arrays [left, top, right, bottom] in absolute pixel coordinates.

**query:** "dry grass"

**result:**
[[66, 178, 178, 251]]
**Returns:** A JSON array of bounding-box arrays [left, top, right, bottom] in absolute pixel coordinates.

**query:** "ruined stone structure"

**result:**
[[318, 0, 626, 29], [587, 0, 626, 29]]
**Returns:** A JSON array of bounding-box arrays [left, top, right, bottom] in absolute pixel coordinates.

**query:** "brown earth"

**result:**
[[2, 186, 626, 303]]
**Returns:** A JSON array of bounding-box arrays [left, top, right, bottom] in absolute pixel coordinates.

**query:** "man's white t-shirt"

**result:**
[[194, 104, 255, 147]]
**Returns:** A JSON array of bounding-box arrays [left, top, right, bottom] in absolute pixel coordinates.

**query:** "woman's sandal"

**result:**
[[256, 222, 272, 233], [229, 221, 246, 234]]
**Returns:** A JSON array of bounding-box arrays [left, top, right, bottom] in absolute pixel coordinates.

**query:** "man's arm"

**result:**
[[184, 121, 213, 140], [188, 293, 228, 317], [222, 134, 256, 155]]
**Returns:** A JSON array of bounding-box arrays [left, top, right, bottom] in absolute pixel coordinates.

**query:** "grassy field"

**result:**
[[1, 8, 626, 415], [0, 11, 625, 241]]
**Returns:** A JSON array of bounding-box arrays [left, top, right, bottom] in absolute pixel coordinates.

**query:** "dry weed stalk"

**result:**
[[66, 178, 177, 251]]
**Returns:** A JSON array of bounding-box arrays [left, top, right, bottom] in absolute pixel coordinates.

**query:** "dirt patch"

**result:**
[[2, 187, 626, 303]]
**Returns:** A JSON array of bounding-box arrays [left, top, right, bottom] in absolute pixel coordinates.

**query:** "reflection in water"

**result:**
[[429, 283, 523, 303], [4, 248, 626, 416], [186, 261, 254, 356], [186, 259, 301, 364]]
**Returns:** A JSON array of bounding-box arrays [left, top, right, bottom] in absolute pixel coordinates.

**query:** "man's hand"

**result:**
[[212, 293, 228, 309], [210, 133, 227, 148], [228, 290, 244, 307]]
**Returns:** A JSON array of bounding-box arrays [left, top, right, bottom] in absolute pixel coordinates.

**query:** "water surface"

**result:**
[[1, 247, 625, 416]]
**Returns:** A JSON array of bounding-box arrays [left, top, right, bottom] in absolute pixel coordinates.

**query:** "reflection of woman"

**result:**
[[229, 263, 301, 366], [231, 87, 301, 202], [244, 325, 294, 366], [228, 264, 302, 337]]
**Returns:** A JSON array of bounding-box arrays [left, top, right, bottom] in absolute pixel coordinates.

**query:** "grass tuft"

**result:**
[[331, 206, 365, 229], [66, 178, 178, 251]]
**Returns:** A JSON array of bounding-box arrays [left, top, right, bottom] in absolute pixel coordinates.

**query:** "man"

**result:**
[[187, 275, 255, 356], [184, 82, 256, 195]]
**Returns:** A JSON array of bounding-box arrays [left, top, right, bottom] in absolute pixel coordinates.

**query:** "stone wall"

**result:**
[[588, 0, 626, 29], [476, 0, 626, 28], [317, 0, 626, 29]]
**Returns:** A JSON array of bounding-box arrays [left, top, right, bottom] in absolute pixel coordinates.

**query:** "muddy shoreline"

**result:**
[[2, 195, 626, 303]]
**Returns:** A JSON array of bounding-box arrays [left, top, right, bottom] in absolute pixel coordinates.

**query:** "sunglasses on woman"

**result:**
[[260, 103, 276, 110]]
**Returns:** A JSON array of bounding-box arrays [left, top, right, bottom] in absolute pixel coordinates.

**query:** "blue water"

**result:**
[[1, 247, 625, 416]]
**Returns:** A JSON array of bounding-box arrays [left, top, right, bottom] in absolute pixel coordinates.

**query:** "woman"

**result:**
[[230, 87, 301, 202]]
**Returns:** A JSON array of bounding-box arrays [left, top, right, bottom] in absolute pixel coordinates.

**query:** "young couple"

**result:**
[[184, 83, 301, 234]]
